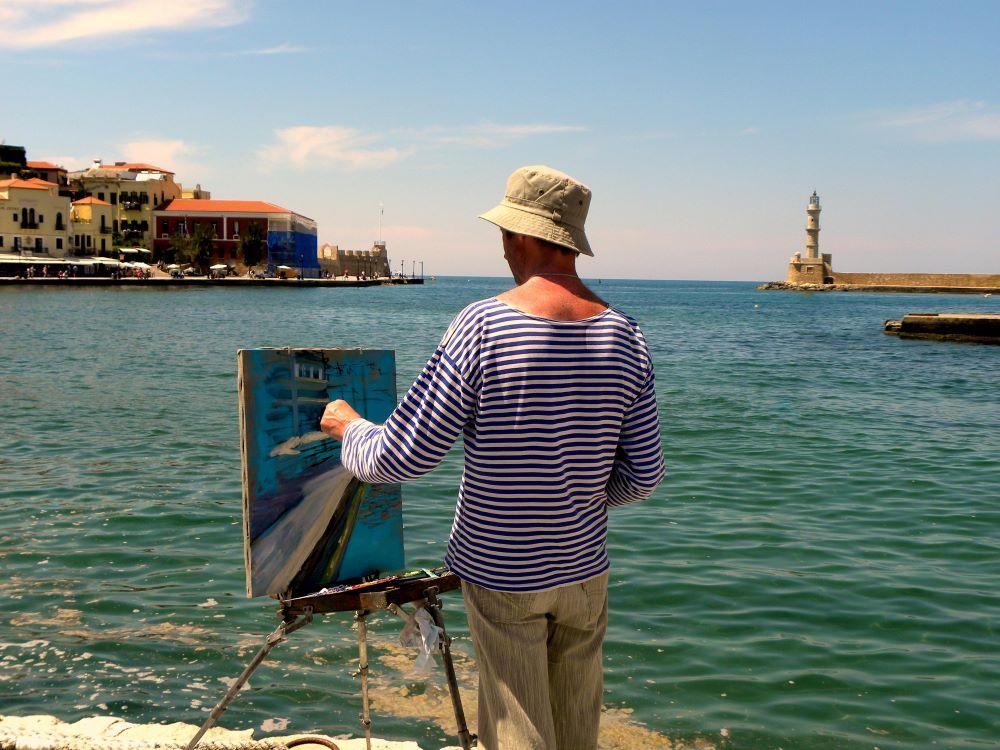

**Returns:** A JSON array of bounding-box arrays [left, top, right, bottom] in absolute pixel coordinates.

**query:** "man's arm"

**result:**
[[605, 370, 665, 506], [321, 342, 476, 485]]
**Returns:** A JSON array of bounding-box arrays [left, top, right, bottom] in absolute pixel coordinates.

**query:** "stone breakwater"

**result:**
[[0, 714, 421, 750], [0, 713, 716, 750], [758, 280, 1000, 294]]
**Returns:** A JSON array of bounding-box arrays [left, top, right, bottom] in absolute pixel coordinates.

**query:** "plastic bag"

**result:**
[[399, 607, 443, 676]]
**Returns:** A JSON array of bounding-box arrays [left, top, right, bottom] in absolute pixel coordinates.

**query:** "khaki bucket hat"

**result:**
[[478, 165, 594, 257]]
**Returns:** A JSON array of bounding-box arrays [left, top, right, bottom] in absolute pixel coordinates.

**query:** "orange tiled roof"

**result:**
[[73, 196, 112, 206], [27, 160, 66, 171], [160, 199, 290, 214], [0, 178, 54, 191], [96, 162, 174, 175]]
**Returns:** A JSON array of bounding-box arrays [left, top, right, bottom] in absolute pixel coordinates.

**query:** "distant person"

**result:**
[[321, 165, 665, 749]]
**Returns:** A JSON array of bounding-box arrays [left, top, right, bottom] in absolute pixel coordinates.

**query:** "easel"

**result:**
[[185, 570, 475, 750]]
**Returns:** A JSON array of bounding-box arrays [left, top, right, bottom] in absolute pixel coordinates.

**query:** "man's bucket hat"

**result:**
[[478, 165, 594, 257]]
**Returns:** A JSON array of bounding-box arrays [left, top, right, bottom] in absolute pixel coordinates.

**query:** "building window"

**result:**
[[35, 237, 42, 250], [113, 220, 118, 233], [0, 236, 3, 247], [56, 238, 62, 250], [101, 238, 106, 251], [294, 362, 325, 381], [38, 214, 43, 224], [233, 220, 239, 236], [98, 192, 105, 201], [86, 235, 92, 247], [110, 193, 117, 205]]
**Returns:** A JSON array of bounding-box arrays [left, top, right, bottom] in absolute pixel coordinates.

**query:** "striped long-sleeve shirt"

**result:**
[[341, 297, 665, 591]]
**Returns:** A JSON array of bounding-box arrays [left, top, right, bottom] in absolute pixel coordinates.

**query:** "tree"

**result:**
[[239, 221, 266, 268], [167, 232, 191, 265], [181, 223, 216, 272]]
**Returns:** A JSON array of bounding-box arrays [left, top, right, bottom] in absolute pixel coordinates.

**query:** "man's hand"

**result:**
[[320, 399, 362, 441]]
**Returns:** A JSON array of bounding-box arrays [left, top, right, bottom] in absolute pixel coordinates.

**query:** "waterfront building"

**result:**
[[0, 177, 71, 257], [153, 199, 318, 273], [180, 184, 212, 200], [26, 161, 69, 189], [68, 160, 183, 249], [70, 196, 115, 257], [318, 241, 390, 277]]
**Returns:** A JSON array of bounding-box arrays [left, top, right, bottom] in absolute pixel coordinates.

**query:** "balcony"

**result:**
[[19, 221, 38, 229], [120, 201, 142, 211], [99, 226, 112, 234]]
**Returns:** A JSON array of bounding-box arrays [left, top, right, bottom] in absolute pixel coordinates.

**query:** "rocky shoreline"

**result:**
[[757, 281, 998, 294]]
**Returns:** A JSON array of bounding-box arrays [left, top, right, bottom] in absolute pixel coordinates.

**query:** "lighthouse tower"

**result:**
[[786, 191, 833, 285], [805, 191, 820, 259]]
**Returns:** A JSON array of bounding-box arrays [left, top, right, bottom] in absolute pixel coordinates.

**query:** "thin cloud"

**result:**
[[878, 100, 1000, 142], [258, 126, 406, 171], [121, 138, 201, 175], [405, 122, 588, 148], [246, 43, 309, 55], [40, 138, 203, 179], [36, 155, 91, 172], [259, 121, 587, 171], [0, 0, 248, 49], [224, 43, 311, 57], [739, 126, 760, 136]]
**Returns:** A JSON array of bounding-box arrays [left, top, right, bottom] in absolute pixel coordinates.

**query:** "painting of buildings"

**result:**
[[238, 347, 403, 598]]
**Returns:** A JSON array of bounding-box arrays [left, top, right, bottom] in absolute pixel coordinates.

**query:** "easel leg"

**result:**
[[424, 592, 475, 749], [185, 611, 312, 750], [355, 609, 373, 750]]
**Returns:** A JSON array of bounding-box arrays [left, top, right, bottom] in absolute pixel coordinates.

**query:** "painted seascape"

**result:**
[[238, 347, 403, 598]]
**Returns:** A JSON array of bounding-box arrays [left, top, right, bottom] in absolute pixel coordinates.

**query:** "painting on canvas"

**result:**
[[238, 348, 404, 598]]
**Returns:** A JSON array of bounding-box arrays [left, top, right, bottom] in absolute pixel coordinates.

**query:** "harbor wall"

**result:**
[[831, 272, 1000, 288]]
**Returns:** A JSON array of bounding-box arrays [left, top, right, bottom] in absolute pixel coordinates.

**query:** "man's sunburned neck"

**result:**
[[498, 274, 608, 321], [497, 231, 608, 321]]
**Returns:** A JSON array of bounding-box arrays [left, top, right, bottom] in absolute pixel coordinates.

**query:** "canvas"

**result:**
[[238, 348, 404, 598]]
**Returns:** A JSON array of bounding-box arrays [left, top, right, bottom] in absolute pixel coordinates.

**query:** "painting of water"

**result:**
[[237, 347, 404, 598]]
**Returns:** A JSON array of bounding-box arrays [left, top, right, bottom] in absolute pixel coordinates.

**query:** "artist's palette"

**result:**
[[237, 348, 404, 598]]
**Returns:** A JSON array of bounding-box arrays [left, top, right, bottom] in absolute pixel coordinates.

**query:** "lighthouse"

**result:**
[[786, 191, 832, 285], [805, 191, 820, 259]]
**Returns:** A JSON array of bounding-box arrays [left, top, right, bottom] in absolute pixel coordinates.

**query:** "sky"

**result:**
[[1, 1, 997, 280]]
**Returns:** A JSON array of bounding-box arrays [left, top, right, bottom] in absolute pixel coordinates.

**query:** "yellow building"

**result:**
[[70, 196, 115, 257], [69, 160, 183, 249], [0, 177, 71, 257]]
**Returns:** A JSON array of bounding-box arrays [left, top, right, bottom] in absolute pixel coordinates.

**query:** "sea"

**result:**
[[0, 278, 997, 750]]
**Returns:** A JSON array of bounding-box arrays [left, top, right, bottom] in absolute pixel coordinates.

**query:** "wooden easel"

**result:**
[[185, 570, 475, 750]]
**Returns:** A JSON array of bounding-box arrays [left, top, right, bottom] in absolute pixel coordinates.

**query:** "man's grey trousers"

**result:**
[[461, 572, 609, 749]]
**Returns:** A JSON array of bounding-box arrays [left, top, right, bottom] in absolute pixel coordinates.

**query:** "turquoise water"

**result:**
[[1, 279, 997, 749]]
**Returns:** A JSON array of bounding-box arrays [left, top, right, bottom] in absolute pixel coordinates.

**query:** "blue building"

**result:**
[[155, 199, 319, 275]]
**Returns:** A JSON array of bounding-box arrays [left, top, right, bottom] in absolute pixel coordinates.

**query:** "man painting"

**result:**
[[321, 165, 665, 749]]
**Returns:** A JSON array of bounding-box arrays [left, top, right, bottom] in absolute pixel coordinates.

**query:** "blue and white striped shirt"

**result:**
[[341, 297, 665, 591]]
